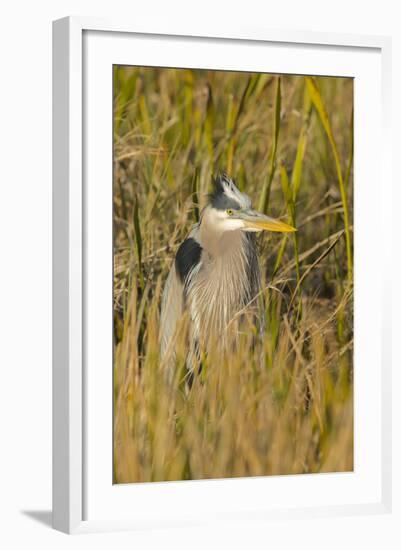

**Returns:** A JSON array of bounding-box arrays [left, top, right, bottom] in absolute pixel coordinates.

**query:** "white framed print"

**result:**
[[52, 16, 392, 534]]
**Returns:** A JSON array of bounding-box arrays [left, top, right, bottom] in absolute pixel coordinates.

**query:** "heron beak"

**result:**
[[241, 210, 296, 233]]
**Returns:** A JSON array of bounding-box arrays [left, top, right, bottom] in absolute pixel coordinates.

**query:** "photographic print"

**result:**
[[113, 66, 353, 483]]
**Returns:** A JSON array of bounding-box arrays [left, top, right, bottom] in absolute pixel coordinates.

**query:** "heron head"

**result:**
[[206, 173, 296, 234]]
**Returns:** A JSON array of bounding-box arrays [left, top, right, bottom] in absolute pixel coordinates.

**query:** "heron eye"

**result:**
[[226, 209, 234, 216]]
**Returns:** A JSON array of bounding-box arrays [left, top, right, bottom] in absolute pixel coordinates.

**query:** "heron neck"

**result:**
[[198, 222, 246, 259]]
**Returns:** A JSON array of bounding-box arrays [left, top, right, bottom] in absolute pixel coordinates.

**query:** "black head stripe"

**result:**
[[175, 237, 202, 284], [212, 173, 226, 195], [210, 193, 241, 211], [209, 173, 242, 211]]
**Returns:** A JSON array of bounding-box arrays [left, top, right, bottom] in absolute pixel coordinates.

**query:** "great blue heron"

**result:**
[[160, 173, 295, 371]]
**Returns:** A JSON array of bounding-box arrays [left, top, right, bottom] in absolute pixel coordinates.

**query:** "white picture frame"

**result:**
[[52, 16, 392, 534]]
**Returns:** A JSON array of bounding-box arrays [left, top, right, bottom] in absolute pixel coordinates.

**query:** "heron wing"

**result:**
[[160, 263, 184, 358], [160, 236, 203, 358], [174, 237, 202, 290]]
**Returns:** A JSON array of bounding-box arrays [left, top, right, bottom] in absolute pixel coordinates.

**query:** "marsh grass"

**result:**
[[113, 67, 354, 483]]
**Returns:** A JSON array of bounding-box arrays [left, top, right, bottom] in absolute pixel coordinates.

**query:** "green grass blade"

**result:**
[[279, 163, 300, 287], [273, 83, 311, 279], [203, 84, 214, 168], [225, 93, 236, 173], [133, 195, 144, 289], [291, 86, 312, 200], [345, 106, 354, 190], [273, 235, 288, 276], [182, 70, 194, 146], [191, 167, 200, 223], [306, 76, 352, 283], [259, 76, 281, 213]]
